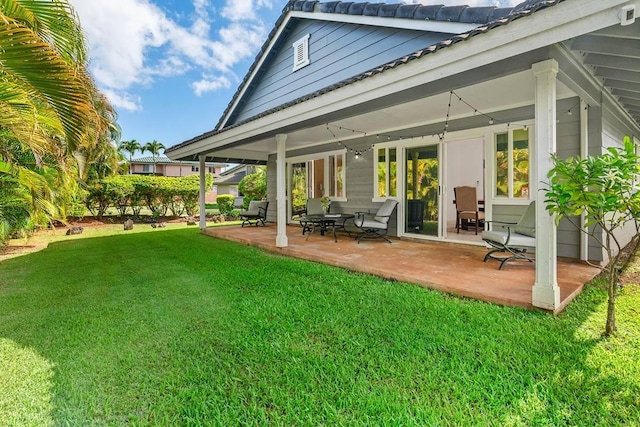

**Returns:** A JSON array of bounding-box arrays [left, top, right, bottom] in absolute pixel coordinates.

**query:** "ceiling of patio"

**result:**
[[568, 19, 640, 127], [213, 69, 575, 160]]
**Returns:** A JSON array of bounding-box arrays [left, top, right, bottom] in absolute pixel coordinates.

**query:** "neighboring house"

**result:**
[[214, 164, 259, 197], [129, 156, 225, 177], [167, 0, 640, 311]]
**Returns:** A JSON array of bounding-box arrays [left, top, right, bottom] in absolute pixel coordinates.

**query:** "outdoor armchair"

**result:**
[[353, 199, 398, 244], [300, 198, 325, 234], [239, 200, 269, 227], [482, 201, 536, 269]]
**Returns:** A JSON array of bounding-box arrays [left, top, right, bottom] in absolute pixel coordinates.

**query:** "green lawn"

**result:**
[[1, 228, 639, 425]]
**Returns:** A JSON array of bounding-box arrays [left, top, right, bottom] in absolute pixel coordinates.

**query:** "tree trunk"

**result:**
[[605, 263, 618, 335], [605, 294, 617, 335]]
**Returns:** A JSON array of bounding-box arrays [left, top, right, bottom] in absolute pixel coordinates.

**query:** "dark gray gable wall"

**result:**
[[228, 19, 455, 125]]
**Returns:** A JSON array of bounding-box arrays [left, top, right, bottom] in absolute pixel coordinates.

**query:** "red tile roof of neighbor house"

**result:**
[[166, 0, 562, 153]]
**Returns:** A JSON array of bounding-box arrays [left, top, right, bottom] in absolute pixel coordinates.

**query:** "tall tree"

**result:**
[[0, 0, 119, 241], [142, 140, 165, 176], [119, 139, 141, 174]]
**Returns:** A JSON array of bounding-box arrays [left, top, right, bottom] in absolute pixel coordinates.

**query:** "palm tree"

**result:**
[[0, 0, 97, 155], [0, 0, 119, 234], [142, 140, 165, 176], [119, 140, 142, 174]]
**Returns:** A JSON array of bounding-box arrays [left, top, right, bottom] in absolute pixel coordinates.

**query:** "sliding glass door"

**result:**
[[405, 145, 439, 236]]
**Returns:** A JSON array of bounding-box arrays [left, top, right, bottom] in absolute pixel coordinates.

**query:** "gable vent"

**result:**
[[292, 34, 310, 71]]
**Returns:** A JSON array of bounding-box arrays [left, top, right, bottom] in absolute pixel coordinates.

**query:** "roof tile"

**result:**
[[301, 0, 318, 12], [379, 4, 401, 17], [362, 3, 383, 16], [414, 5, 444, 20], [347, 2, 368, 14], [335, 2, 353, 13], [396, 4, 420, 19], [319, 1, 340, 12], [436, 5, 467, 22]]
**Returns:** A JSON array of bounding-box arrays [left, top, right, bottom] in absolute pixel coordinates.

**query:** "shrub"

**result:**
[[238, 167, 266, 201], [216, 194, 236, 216], [85, 174, 213, 219]]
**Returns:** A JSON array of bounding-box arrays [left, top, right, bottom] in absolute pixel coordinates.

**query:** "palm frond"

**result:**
[[0, 16, 93, 152]]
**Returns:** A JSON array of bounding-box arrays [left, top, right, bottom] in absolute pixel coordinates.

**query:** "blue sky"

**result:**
[[69, 0, 520, 154]]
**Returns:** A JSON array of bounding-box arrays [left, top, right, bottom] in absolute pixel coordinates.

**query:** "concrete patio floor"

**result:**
[[202, 223, 601, 313]]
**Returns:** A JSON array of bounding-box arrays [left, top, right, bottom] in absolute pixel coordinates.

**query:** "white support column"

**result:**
[[532, 59, 560, 310], [275, 134, 288, 248], [579, 99, 589, 261], [199, 154, 207, 230]]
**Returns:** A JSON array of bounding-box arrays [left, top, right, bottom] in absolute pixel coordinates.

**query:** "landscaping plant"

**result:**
[[545, 136, 640, 335], [238, 166, 266, 208], [216, 194, 236, 217]]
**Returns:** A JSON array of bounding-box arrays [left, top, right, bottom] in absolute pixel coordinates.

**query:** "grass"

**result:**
[[0, 228, 639, 425]]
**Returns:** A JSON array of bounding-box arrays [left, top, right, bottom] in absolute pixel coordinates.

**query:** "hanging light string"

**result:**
[[451, 90, 495, 125], [326, 91, 583, 155], [450, 90, 582, 128], [325, 124, 374, 159]]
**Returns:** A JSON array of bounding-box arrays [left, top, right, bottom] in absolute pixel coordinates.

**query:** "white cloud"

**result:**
[[222, 0, 275, 22], [191, 75, 232, 96], [102, 89, 143, 112], [70, 0, 274, 105]]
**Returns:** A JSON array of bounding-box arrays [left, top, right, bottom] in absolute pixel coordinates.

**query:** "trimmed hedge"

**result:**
[[86, 174, 213, 218]]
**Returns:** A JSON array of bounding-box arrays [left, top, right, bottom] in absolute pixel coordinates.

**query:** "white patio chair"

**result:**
[[239, 200, 269, 227], [353, 199, 398, 244], [482, 201, 536, 269]]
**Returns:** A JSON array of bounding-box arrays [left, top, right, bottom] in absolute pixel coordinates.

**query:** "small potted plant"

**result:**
[[320, 195, 331, 214]]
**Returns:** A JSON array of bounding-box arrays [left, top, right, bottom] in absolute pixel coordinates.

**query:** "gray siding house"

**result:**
[[214, 164, 255, 197], [167, 0, 640, 311]]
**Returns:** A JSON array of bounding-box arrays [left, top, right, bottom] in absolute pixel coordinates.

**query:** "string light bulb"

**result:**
[[354, 151, 362, 159]]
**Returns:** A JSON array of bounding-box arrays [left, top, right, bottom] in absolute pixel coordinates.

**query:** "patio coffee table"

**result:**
[[300, 213, 354, 242]]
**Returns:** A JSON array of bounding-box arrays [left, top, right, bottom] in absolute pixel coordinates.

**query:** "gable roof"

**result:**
[[166, 0, 563, 156], [215, 164, 256, 184], [216, 0, 518, 130]]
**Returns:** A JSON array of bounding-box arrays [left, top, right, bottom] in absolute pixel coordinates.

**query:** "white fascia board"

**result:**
[[289, 10, 478, 34], [203, 148, 269, 162], [172, 0, 637, 160]]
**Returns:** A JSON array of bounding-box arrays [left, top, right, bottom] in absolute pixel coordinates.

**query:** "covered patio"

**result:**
[[167, 0, 640, 314], [203, 224, 600, 313]]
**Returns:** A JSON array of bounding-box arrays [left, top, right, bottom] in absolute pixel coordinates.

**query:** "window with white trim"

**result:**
[[292, 34, 310, 71], [375, 147, 397, 199], [289, 150, 346, 214], [495, 127, 530, 199]]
